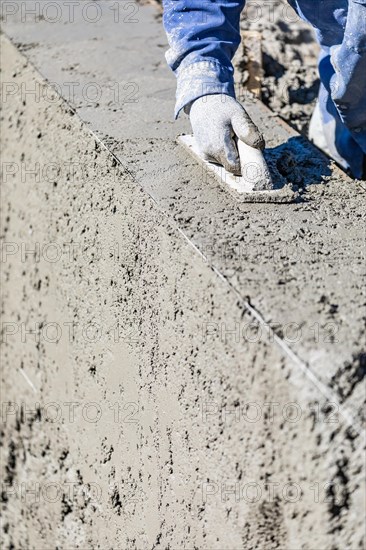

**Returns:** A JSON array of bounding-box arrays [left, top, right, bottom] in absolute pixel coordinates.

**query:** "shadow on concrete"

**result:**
[[264, 135, 333, 191]]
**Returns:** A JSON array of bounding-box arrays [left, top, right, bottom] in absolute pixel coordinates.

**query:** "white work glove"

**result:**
[[188, 94, 265, 175]]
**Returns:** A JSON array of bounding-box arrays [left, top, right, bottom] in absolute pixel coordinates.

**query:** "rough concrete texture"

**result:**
[[0, 1, 365, 548]]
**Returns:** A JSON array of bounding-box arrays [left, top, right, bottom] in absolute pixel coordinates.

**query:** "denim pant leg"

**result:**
[[288, 0, 366, 177]]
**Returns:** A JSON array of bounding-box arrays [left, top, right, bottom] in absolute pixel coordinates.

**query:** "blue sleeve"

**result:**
[[163, 0, 246, 118]]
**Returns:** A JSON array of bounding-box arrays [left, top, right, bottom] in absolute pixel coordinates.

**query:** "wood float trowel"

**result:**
[[178, 134, 297, 203]]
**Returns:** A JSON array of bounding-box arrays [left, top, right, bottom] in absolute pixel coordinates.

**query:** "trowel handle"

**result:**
[[237, 139, 273, 192]]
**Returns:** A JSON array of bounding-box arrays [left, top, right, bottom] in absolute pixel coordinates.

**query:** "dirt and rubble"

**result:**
[[240, 0, 319, 134]]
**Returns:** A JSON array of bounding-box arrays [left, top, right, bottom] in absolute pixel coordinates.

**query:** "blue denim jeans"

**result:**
[[163, 0, 366, 177]]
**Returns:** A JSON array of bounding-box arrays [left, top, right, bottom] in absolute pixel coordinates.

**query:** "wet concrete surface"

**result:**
[[3, 0, 362, 411], [1, 1, 365, 548]]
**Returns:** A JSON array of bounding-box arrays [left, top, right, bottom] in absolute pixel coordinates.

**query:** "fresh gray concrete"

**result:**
[[1, 1, 365, 548]]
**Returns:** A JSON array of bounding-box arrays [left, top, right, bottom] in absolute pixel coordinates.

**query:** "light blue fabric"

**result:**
[[163, 0, 366, 177]]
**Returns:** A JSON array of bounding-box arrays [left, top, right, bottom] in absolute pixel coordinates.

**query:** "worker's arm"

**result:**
[[163, 0, 245, 117], [163, 0, 264, 174]]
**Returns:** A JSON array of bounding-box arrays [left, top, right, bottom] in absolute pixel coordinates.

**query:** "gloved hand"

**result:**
[[188, 94, 265, 175]]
